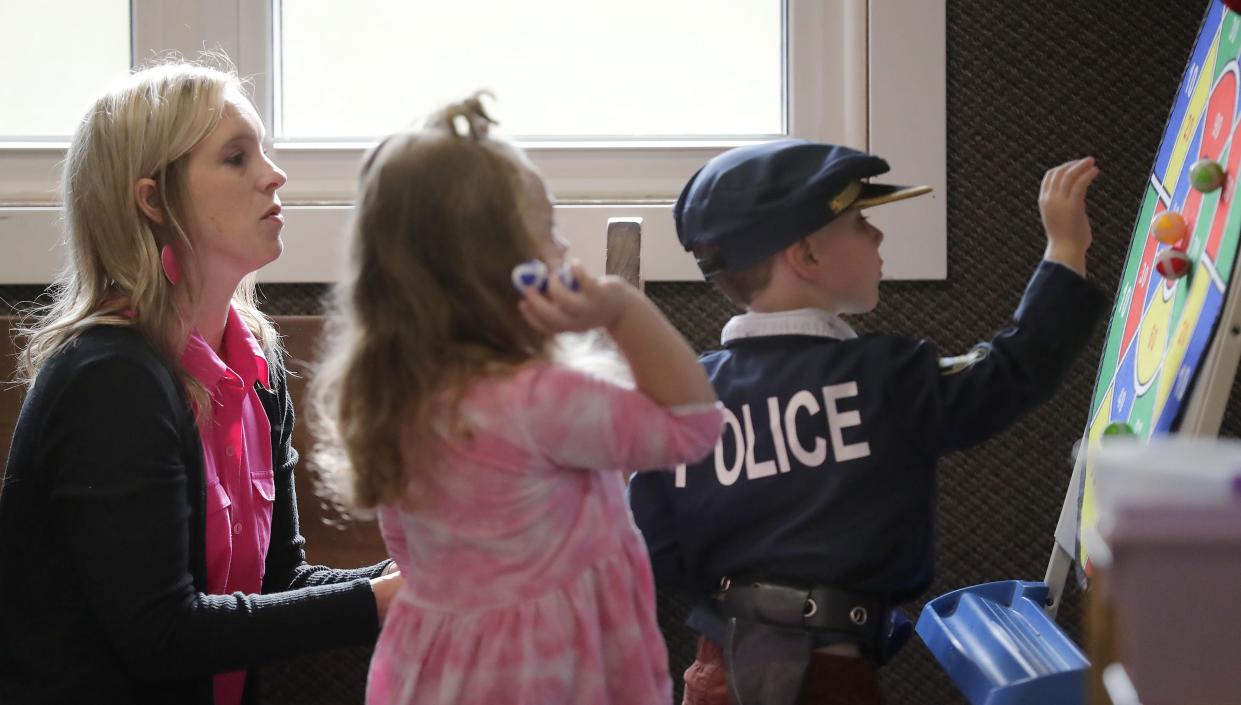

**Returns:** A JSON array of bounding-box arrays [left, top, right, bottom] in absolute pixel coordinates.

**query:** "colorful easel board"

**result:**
[[1077, 0, 1241, 572]]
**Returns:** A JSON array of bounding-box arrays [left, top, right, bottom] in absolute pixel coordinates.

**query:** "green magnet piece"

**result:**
[[1190, 158, 1226, 193], [1103, 421, 1136, 437]]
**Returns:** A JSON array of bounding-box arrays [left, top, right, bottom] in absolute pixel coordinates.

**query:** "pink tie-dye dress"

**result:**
[[367, 362, 724, 705]]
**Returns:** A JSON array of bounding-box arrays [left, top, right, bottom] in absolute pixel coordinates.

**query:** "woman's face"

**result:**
[[178, 90, 287, 287]]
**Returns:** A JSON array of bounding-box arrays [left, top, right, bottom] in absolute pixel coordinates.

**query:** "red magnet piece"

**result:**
[[1154, 247, 1191, 280]]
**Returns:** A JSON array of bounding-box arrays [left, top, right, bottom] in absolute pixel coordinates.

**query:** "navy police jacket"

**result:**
[[628, 261, 1105, 607]]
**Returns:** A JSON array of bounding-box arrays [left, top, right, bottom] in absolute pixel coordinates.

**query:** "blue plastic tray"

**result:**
[[915, 580, 1089, 705]]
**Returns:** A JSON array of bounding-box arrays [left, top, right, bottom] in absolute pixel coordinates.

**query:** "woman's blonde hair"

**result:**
[[16, 57, 279, 410], [311, 94, 551, 511]]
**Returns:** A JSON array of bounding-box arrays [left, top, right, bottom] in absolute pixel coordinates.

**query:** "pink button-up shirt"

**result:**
[[182, 307, 275, 705]]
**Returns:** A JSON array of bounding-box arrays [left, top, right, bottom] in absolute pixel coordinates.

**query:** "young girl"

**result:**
[[0, 60, 400, 705], [310, 97, 724, 705]]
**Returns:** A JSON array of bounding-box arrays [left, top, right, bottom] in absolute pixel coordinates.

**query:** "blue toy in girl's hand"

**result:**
[[512, 259, 579, 294], [556, 263, 580, 292], [511, 259, 549, 293]]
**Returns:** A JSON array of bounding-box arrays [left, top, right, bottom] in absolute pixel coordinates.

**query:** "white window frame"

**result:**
[[0, 0, 945, 284]]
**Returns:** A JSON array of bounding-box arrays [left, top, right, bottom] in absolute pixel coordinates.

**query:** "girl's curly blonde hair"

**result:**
[[311, 93, 552, 512]]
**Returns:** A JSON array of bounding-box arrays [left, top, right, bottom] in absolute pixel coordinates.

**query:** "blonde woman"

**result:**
[[0, 60, 401, 705]]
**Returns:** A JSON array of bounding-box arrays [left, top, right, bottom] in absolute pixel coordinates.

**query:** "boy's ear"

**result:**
[[783, 239, 820, 280], [133, 178, 166, 225]]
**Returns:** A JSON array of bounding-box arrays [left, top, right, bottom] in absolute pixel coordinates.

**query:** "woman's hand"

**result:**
[[370, 569, 404, 623]]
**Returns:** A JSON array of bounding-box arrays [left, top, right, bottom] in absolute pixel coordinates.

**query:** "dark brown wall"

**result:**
[[874, 2, 1221, 701], [880, 3, 1222, 702]]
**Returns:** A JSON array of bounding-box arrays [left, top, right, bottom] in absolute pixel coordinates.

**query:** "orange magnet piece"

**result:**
[[1151, 211, 1188, 245]]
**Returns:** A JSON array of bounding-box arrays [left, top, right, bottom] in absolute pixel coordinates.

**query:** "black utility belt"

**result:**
[[713, 575, 887, 644]]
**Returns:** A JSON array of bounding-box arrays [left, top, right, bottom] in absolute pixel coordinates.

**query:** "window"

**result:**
[[0, 0, 130, 138], [279, 0, 783, 140], [0, 0, 946, 284]]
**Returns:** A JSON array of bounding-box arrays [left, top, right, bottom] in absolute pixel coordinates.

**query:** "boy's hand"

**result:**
[[1039, 156, 1099, 277], [518, 263, 633, 334]]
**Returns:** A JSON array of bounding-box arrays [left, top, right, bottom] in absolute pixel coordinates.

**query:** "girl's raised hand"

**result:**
[[517, 262, 635, 335], [514, 258, 716, 408]]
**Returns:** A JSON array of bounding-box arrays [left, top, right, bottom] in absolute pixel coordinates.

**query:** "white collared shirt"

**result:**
[[720, 308, 858, 345]]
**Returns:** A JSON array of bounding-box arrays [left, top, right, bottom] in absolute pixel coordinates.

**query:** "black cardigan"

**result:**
[[0, 325, 388, 705]]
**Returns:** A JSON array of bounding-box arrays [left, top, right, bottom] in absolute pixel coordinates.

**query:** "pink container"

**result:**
[[1105, 503, 1241, 705]]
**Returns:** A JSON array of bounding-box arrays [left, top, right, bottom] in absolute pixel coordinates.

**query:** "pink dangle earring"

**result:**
[[160, 245, 181, 286]]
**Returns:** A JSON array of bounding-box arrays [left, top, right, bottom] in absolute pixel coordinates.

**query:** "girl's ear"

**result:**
[[134, 178, 166, 225]]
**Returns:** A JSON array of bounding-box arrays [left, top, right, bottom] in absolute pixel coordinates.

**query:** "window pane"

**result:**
[[0, 0, 130, 138], [279, 0, 783, 139]]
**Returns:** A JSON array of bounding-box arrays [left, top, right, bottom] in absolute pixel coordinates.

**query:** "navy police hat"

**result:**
[[673, 140, 932, 276]]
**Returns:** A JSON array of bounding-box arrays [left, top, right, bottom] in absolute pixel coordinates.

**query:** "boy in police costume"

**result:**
[[627, 141, 1107, 705]]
